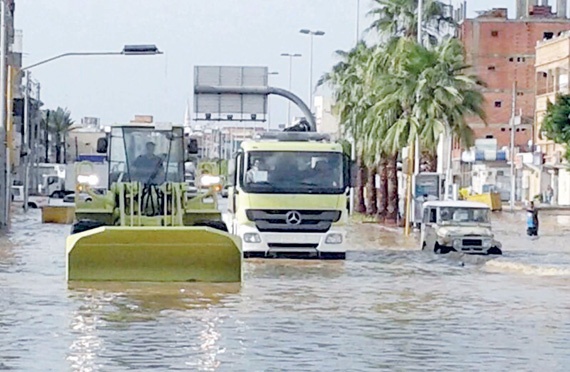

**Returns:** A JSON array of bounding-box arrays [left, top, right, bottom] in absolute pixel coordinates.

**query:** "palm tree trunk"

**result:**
[[386, 153, 399, 224], [355, 156, 366, 214], [376, 156, 388, 223], [365, 165, 377, 215], [63, 136, 67, 164], [55, 133, 61, 163]]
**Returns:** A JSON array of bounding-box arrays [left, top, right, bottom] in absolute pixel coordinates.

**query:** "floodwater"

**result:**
[[1, 205, 570, 371]]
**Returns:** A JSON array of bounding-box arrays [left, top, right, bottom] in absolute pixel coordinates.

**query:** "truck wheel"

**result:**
[[27, 202, 38, 209], [434, 243, 450, 254], [487, 247, 502, 255], [422, 242, 426, 251], [194, 220, 228, 232], [71, 220, 106, 234], [320, 252, 346, 260]]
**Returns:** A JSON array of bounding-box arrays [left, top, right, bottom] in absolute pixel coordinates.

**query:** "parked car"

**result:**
[[63, 193, 93, 203]]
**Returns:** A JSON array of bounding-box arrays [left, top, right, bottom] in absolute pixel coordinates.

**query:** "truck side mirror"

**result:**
[[96, 138, 108, 154], [187, 138, 198, 154], [349, 159, 358, 187]]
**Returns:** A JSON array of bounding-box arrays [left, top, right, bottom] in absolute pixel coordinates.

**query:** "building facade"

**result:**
[[532, 30, 570, 205], [459, 5, 570, 149]]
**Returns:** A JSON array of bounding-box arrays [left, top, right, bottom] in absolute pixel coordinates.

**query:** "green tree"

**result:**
[[47, 107, 74, 163], [541, 93, 570, 162]]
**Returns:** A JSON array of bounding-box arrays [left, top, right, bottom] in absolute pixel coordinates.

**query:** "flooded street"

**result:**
[[2, 206, 570, 371]]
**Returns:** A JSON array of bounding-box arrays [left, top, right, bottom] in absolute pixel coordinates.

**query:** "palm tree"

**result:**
[[47, 107, 74, 164], [362, 38, 485, 222], [319, 42, 373, 214], [368, 0, 455, 45]]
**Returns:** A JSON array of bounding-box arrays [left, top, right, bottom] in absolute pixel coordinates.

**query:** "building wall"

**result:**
[[314, 96, 340, 139], [459, 9, 570, 148]]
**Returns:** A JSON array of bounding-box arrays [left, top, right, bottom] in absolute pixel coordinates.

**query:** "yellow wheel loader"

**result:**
[[66, 123, 242, 283]]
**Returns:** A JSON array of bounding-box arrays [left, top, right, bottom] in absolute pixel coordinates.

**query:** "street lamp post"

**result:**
[[280, 53, 301, 125], [299, 29, 325, 112], [20, 44, 162, 212], [266, 71, 278, 130]]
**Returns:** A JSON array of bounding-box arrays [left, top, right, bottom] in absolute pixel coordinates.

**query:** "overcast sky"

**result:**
[[16, 0, 515, 129]]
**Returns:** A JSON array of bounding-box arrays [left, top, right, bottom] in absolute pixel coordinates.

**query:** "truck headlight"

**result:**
[[325, 233, 343, 244], [243, 233, 261, 243], [77, 174, 99, 186], [482, 240, 492, 248], [201, 175, 221, 187], [453, 239, 461, 249]]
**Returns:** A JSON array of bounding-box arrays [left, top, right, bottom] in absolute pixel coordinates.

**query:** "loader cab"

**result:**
[[99, 124, 186, 186]]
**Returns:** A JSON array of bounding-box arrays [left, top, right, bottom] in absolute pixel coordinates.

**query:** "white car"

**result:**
[[420, 200, 502, 255], [63, 193, 93, 203]]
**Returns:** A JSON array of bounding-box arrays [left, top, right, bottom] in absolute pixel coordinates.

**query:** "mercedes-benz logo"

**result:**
[[285, 211, 302, 225]]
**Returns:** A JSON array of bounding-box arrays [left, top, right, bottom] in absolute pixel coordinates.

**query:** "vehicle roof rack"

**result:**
[[254, 132, 331, 142]]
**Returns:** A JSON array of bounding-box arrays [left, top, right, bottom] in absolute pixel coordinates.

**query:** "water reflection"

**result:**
[[66, 283, 241, 370]]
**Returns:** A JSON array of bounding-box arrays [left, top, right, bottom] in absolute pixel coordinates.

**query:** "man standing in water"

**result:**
[[526, 201, 539, 237]]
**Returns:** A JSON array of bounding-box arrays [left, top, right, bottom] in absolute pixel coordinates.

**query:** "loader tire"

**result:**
[[193, 220, 229, 232], [71, 219, 106, 234]]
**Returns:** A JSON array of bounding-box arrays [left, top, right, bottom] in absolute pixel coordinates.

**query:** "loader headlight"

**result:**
[[200, 175, 221, 186], [325, 233, 343, 244], [77, 174, 99, 186], [243, 233, 261, 243]]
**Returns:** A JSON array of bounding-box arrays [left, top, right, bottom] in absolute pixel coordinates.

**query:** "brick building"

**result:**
[[458, 5, 570, 150]]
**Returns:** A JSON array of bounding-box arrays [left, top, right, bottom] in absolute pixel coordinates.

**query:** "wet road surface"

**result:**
[[1, 206, 570, 371]]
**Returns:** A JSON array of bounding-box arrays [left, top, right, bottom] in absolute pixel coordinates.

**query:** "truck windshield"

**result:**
[[242, 151, 346, 194], [109, 126, 184, 185], [439, 207, 490, 224]]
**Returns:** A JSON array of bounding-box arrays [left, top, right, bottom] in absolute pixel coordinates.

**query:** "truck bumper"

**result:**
[[237, 225, 346, 259]]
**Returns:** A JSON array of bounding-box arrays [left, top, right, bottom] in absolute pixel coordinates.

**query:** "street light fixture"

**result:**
[[21, 44, 163, 71], [19, 43, 162, 211], [280, 53, 302, 125], [299, 29, 325, 113]]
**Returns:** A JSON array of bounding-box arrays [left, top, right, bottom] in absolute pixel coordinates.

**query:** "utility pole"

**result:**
[[280, 53, 302, 125], [407, 0, 423, 232], [356, 0, 360, 41], [33, 81, 41, 193], [510, 80, 517, 211], [0, 0, 8, 228], [23, 71, 29, 211]]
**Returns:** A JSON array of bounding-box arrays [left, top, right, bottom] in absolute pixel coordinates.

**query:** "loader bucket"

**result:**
[[66, 226, 242, 283]]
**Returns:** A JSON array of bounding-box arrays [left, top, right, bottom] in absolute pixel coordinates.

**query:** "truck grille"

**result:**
[[463, 239, 482, 247], [246, 209, 341, 233], [267, 243, 319, 249]]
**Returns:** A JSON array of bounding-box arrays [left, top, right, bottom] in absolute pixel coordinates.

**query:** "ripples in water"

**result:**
[[0, 209, 570, 370]]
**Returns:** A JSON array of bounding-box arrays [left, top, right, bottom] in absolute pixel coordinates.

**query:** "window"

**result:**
[[497, 170, 505, 176], [494, 101, 502, 108], [509, 57, 514, 62], [242, 151, 347, 195], [501, 128, 506, 132], [491, 30, 499, 37], [424, 208, 437, 223], [488, 65, 496, 71], [517, 92, 524, 96], [486, 135, 494, 139], [544, 32, 554, 40]]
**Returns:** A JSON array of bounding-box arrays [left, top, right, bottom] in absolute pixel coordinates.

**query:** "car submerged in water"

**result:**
[[420, 200, 502, 255]]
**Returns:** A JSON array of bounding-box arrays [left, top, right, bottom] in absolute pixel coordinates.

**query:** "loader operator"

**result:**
[[132, 141, 165, 184]]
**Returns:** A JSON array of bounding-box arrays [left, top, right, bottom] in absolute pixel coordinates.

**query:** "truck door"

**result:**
[[228, 151, 243, 215]]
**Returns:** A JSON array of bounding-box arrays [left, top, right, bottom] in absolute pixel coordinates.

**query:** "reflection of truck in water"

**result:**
[[227, 131, 352, 260]]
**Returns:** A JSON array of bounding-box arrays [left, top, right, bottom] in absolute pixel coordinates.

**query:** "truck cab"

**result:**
[[227, 132, 351, 260]]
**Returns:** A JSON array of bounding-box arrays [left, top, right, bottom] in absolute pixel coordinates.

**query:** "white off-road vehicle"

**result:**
[[420, 200, 502, 255]]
